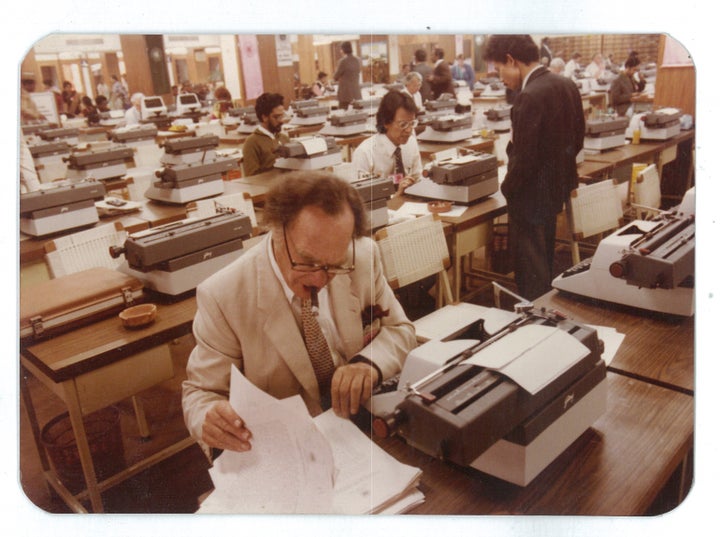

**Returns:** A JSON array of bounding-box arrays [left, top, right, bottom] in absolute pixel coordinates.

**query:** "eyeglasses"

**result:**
[[283, 224, 355, 275], [394, 119, 419, 130]]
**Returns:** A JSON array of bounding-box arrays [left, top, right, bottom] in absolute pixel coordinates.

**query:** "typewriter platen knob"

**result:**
[[108, 245, 126, 259], [372, 409, 406, 439]]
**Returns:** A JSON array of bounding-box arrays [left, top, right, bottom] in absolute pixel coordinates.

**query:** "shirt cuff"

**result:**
[[349, 355, 383, 385]]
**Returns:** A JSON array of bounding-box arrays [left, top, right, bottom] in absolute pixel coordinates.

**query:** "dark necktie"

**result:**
[[393, 146, 405, 176], [301, 298, 335, 398]]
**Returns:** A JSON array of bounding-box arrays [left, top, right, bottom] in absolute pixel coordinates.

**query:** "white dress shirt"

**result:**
[[402, 87, 424, 111], [267, 231, 345, 366], [352, 132, 422, 180], [123, 106, 141, 126]]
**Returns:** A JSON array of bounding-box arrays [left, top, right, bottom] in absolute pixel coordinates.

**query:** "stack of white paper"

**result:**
[[197, 366, 423, 514]]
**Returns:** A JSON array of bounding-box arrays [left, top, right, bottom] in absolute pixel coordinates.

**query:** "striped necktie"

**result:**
[[301, 298, 335, 398], [393, 146, 405, 176]]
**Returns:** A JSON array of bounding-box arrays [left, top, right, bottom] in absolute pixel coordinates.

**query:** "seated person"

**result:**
[[213, 86, 233, 117], [61, 81, 82, 117], [353, 90, 422, 195], [312, 71, 331, 97], [182, 171, 416, 457], [402, 71, 424, 111], [95, 94, 111, 113], [609, 55, 645, 117], [241, 92, 290, 176], [123, 92, 144, 126], [80, 95, 100, 125]]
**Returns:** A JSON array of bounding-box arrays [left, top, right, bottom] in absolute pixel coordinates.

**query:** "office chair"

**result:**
[[376, 214, 497, 342], [43, 221, 127, 278], [565, 178, 625, 265], [631, 164, 662, 219]]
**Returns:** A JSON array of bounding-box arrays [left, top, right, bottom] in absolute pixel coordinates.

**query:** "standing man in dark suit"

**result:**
[[412, 49, 433, 103], [483, 35, 585, 300], [429, 47, 455, 99], [333, 41, 362, 109]]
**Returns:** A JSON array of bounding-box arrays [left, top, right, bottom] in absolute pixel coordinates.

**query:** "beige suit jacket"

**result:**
[[182, 234, 416, 445]]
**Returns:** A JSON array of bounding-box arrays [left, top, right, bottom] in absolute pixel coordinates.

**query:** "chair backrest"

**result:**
[[632, 164, 662, 218], [43, 221, 127, 278], [566, 178, 624, 264], [374, 214, 454, 305], [187, 192, 258, 229]]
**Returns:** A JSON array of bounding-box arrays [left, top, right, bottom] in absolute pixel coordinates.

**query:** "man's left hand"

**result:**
[[331, 362, 379, 418]]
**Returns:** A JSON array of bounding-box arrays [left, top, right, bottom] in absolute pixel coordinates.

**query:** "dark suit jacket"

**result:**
[[333, 54, 362, 104], [503, 66, 585, 225], [430, 60, 455, 99], [412, 62, 433, 102]]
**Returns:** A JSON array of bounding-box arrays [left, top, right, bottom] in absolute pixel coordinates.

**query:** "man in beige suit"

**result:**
[[182, 171, 416, 456]]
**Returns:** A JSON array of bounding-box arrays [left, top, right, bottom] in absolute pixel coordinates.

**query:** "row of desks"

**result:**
[[577, 128, 695, 182], [19, 285, 694, 514], [18, 125, 695, 514]]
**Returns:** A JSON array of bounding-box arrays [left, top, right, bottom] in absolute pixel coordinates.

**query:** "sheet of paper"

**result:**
[[313, 410, 423, 515], [392, 201, 467, 219], [412, 302, 519, 342], [299, 136, 328, 155], [202, 366, 335, 514], [466, 324, 588, 394], [589, 324, 625, 366]]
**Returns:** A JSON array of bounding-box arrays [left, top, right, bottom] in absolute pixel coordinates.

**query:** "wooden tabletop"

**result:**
[[379, 372, 693, 515], [577, 158, 614, 181], [418, 136, 495, 160], [20, 295, 197, 383], [583, 130, 694, 167], [535, 290, 694, 394], [427, 190, 507, 233]]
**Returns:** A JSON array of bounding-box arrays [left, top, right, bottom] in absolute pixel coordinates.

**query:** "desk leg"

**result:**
[[452, 222, 494, 301], [20, 366, 50, 474], [64, 384, 104, 513], [131, 395, 151, 439]]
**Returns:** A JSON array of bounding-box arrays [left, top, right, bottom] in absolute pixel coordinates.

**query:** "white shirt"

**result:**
[[267, 230, 345, 365], [352, 132, 422, 180], [402, 87, 424, 111], [522, 65, 545, 91], [564, 59, 580, 78], [124, 106, 141, 126]]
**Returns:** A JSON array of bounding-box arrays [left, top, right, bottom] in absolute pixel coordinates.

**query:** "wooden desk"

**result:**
[[134, 200, 189, 227], [20, 296, 198, 513], [218, 132, 248, 148], [225, 168, 288, 204], [577, 158, 614, 181], [417, 136, 494, 161], [583, 130, 694, 172], [156, 129, 196, 146], [535, 290, 694, 394], [378, 372, 692, 515], [334, 131, 372, 160], [284, 123, 324, 138]]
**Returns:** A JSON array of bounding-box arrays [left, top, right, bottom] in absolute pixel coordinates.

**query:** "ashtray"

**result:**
[[427, 200, 452, 214], [119, 303, 157, 328]]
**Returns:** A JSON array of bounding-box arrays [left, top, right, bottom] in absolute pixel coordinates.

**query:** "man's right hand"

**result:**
[[201, 400, 253, 452]]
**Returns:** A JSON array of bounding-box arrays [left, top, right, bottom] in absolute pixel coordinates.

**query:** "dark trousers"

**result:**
[[508, 213, 557, 301]]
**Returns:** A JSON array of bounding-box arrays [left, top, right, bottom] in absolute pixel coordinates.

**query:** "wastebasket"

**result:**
[[41, 406, 125, 493]]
